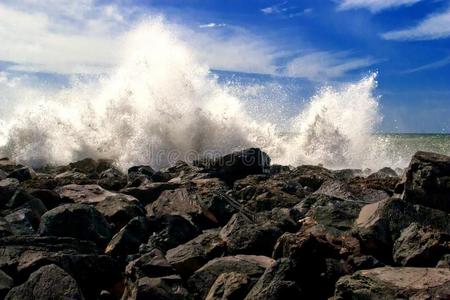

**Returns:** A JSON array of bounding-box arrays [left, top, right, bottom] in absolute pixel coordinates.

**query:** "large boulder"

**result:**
[[206, 272, 252, 300], [0, 270, 13, 299], [244, 258, 302, 300], [399, 151, 450, 212], [0, 236, 120, 298], [334, 267, 450, 299], [5, 264, 84, 300], [195, 148, 270, 182], [125, 249, 176, 282], [187, 255, 274, 300], [105, 216, 148, 258], [121, 182, 180, 205], [54, 184, 117, 204], [95, 194, 145, 230], [355, 198, 450, 262], [166, 229, 226, 277], [124, 275, 189, 300], [7, 167, 35, 182], [393, 223, 450, 267], [0, 178, 19, 207], [39, 203, 112, 246]]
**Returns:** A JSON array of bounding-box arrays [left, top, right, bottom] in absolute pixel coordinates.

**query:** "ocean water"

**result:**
[[0, 21, 448, 171]]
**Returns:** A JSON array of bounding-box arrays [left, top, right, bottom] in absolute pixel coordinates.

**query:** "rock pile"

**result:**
[[0, 149, 449, 299]]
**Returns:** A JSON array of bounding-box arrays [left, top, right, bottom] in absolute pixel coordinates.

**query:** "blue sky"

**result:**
[[1, 0, 450, 132]]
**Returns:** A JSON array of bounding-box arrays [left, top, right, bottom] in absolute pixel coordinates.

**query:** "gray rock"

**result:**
[[5, 264, 84, 300], [206, 272, 252, 300], [125, 275, 189, 300], [105, 217, 148, 258], [95, 194, 145, 230], [0, 270, 13, 299]]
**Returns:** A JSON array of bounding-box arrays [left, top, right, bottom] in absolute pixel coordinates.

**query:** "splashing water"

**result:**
[[0, 21, 392, 171]]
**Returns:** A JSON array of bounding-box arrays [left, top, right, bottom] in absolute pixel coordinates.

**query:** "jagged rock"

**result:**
[[125, 249, 175, 281], [346, 255, 384, 271], [121, 182, 180, 205], [54, 171, 94, 186], [436, 254, 450, 268], [98, 168, 127, 191], [0, 178, 19, 207], [0, 270, 13, 299], [0, 217, 12, 237], [127, 165, 156, 183], [0, 236, 120, 299], [39, 203, 112, 246], [105, 217, 148, 258], [29, 189, 63, 210], [5, 208, 38, 235], [219, 213, 287, 256], [55, 184, 116, 204], [95, 194, 145, 230], [287, 165, 335, 191], [332, 169, 363, 181], [196, 148, 270, 182], [69, 158, 99, 174], [399, 151, 450, 212], [187, 255, 274, 300], [244, 258, 302, 300], [355, 198, 450, 262], [334, 267, 450, 299], [368, 167, 398, 179], [125, 275, 189, 300], [5, 264, 84, 300], [166, 229, 226, 277], [269, 164, 290, 175], [0, 158, 21, 173], [206, 272, 252, 300], [393, 223, 450, 267], [3, 195, 47, 235], [147, 214, 200, 252], [7, 167, 35, 182]]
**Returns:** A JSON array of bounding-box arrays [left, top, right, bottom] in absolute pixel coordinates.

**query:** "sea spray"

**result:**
[[0, 20, 390, 170]]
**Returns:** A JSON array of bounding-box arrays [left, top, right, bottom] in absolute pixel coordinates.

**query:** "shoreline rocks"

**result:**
[[0, 149, 448, 299]]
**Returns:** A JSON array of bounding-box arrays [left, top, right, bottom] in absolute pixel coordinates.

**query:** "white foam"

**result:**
[[0, 21, 392, 170]]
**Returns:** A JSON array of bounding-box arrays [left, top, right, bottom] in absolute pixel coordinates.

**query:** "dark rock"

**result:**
[[399, 151, 450, 212], [436, 254, 450, 268], [269, 164, 290, 175], [7, 167, 35, 182], [105, 216, 148, 258], [206, 272, 252, 300], [0, 178, 19, 207], [0, 270, 13, 299], [5, 208, 38, 235], [332, 169, 363, 181], [244, 258, 302, 300], [0, 169, 7, 180], [95, 194, 145, 230], [54, 171, 94, 186], [128, 165, 156, 183], [393, 223, 450, 267], [187, 255, 273, 300], [346, 255, 384, 271], [55, 184, 116, 204], [166, 229, 226, 277], [355, 198, 450, 262], [121, 182, 180, 205], [147, 214, 200, 252], [0, 236, 120, 298], [125, 275, 189, 300], [334, 267, 450, 300], [125, 249, 176, 281], [5, 264, 84, 300], [0, 159, 21, 174], [39, 203, 112, 246], [68, 158, 114, 175], [368, 167, 398, 179], [0, 217, 12, 237], [196, 148, 270, 182], [288, 165, 335, 191], [29, 189, 63, 210], [98, 168, 127, 191], [219, 213, 287, 256]]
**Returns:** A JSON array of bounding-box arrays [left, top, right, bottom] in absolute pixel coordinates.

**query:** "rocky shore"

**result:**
[[0, 148, 449, 299]]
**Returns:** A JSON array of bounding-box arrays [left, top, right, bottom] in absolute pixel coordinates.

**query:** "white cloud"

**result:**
[[199, 23, 226, 28], [338, 0, 422, 12], [285, 51, 375, 81], [382, 8, 450, 40], [402, 55, 450, 73]]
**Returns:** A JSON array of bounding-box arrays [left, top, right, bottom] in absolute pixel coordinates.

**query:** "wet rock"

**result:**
[[399, 151, 450, 212], [288, 165, 335, 191], [244, 258, 302, 300], [98, 168, 127, 191], [346, 255, 384, 271], [393, 223, 450, 267], [7, 166, 35, 182], [206, 272, 252, 300], [39, 203, 112, 246], [0, 158, 21, 174], [5, 264, 84, 300], [355, 198, 450, 262], [54, 171, 93, 186], [334, 267, 450, 300], [5, 208, 38, 235], [0, 270, 13, 299], [69, 158, 100, 174], [147, 214, 200, 252], [95, 194, 145, 230], [29, 189, 63, 210], [121, 182, 180, 205], [125, 275, 189, 300], [269, 164, 290, 175], [166, 229, 226, 277], [0, 178, 19, 207], [332, 169, 363, 181], [196, 148, 270, 182], [105, 216, 148, 258], [368, 167, 398, 179], [0, 236, 120, 298], [187, 255, 273, 300], [0, 217, 12, 237], [55, 184, 116, 204], [0, 169, 7, 180], [127, 165, 156, 183], [125, 249, 175, 281]]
